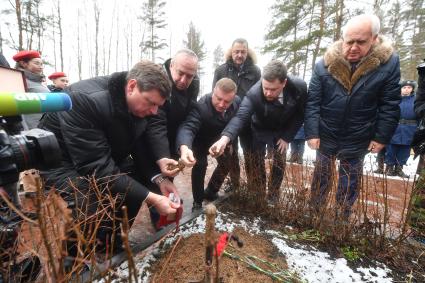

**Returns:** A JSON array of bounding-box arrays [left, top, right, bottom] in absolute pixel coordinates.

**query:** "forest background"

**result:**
[[0, 0, 424, 95]]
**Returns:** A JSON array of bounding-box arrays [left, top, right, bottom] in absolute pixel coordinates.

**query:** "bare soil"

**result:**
[[148, 228, 297, 283]]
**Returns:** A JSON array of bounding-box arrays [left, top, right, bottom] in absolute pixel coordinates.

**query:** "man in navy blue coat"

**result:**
[[176, 78, 241, 210], [305, 14, 401, 216], [210, 60, 307, 203]]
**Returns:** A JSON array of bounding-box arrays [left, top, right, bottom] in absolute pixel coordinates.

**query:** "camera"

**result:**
[[0, 128, 61, 186], [0, 66, 71, 281]]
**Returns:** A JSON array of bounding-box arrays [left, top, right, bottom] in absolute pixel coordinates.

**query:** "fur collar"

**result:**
[[323, 35, 394, 93]]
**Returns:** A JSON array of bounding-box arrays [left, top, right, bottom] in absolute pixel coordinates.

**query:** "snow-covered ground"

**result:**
[[294, 143, 420, 179], [99, 212, 394, 283]]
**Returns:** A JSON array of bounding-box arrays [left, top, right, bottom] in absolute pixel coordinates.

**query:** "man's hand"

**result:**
[[157, 158, 180, 177], [156, 177, 179, 197], [276, 139, 288, 154], [307, 138, 320, 150], [209, 136, 230, 157], [179, 145, 196, 167], [368, 141, 385, 153], [145, 192, 179, 215]]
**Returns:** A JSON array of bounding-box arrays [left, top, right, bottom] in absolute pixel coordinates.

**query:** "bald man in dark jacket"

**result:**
[[176, 78, 241, 210], [211, 60, 307, 203]]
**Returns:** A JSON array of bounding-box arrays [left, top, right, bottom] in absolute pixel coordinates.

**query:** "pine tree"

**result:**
[[264, 0, 337, 78], [212, 44, 224, 69], [139, 0, 168, 62], [183, 22, 206, 73]]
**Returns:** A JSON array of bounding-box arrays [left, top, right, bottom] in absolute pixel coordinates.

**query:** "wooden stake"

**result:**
[[204, 204, 216, 283]]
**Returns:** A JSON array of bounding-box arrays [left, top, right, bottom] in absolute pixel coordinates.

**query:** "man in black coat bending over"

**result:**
[[210, 60, 307, 204], [39, 61, 180, 250], [135, 49, 200, 189], [176, 78, 241, 210]]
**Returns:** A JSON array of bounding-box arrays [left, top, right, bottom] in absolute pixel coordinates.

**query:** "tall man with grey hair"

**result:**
[[210, 60, 307, 203], [305, 14, 401, 216]]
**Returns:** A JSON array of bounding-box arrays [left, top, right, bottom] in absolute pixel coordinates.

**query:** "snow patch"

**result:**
[[271, 237, 392, 283]]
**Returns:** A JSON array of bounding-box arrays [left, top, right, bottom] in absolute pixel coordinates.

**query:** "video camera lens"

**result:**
[[0, 128, 61, 186]]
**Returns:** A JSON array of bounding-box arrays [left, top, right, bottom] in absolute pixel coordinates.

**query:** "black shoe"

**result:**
[[192, 202, 202, 212], [204, 189, 219, 201], [395, 166, 409, 178], [386, 165, 396, 176], [267, 197, 279, 207]]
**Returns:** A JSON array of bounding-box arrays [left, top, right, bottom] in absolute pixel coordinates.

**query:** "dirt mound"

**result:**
[[149, 228, 300, 282]]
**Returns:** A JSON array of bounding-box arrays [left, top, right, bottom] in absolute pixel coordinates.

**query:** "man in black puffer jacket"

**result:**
[[176, 78, 241, 210], [212, 38, 261, 188], [305, 14, 401, 216], [211, 60, 307, 203], [39, 61, 180, 249]]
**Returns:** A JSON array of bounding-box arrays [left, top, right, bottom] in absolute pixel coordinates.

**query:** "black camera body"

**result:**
[[0, 128, 61, 186], [418, 60, 425, 74]]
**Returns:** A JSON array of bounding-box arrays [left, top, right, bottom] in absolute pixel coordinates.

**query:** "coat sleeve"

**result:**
[[212, 67, 221, 90], [59, 91, 150, 200], [304, 65, 322, 140], [221, 95, 254, 141], [254, 65, 261, 82], [280, 80, 308, 142], [414, 66, 425, 118], [145, 107, 171, 161], [373, 55, 401, 144], [175, 104, 203, 151]]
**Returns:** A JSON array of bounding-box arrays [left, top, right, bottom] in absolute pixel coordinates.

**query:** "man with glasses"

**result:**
[[39, 61, 180, 251], [212, 39, 261, 187], [305, 14, 401, 217]]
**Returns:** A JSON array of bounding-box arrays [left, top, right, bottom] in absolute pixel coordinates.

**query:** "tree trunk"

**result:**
[[334, 0, 344, 41], [311, 0, 325, 71], [26, 1, 34, 50], [303, 1, 316, 80], [57, 0, 64, 71], [15, 0, 23, 50], [77, 8, 83, 80], [51, 6, 57, 70], [151, 11, 154, 62], [0, 23, 3, 53], [115, 11, 120, 71], [94, 1, 100, 76]]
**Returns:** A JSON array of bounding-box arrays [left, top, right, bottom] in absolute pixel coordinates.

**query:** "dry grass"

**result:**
[[0, 174, 137, 282], [224, 151, 425, 281]]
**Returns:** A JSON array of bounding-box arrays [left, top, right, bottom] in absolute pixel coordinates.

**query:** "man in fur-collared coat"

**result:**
[[305, 14, 401, 216], [212, 38, 261, 186], [212, 38, 261, 99]]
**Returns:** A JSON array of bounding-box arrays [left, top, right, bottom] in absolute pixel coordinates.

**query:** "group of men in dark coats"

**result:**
[[35, 12, 415, 253]]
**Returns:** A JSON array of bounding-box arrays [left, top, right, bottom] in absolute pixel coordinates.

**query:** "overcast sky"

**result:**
[[1, 0, 274, 93], [166, 0, 274, 92]]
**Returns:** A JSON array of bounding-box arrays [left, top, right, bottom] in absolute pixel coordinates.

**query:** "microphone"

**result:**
[[0, 92, 72, 116]]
